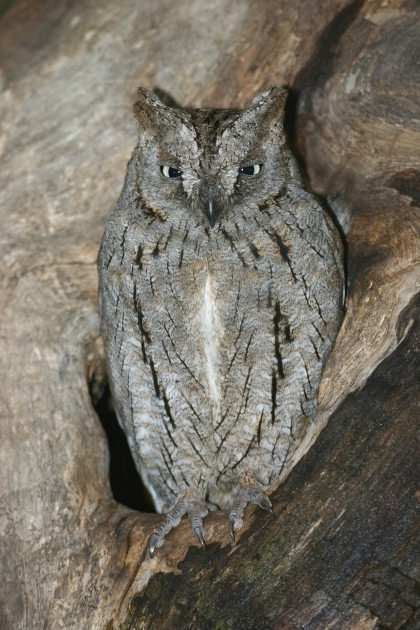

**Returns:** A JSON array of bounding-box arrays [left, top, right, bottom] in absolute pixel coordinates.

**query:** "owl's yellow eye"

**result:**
[[161, 165, 182, 178], [239, 163, 262, 176]]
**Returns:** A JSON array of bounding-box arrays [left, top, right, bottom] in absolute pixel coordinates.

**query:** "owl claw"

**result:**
[[147, 533, 161, 558], [193, 524, 206, 547], [229, 523, 236, 543], [227, 474, 272, 544], [189, 498, 209, 548], [256, 494, 273, 513], [147, 477, 272, 554], [146, 491, 209, 556]]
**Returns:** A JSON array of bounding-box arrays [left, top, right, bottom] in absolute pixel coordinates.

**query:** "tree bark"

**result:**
[[0, 1, 419, 628]]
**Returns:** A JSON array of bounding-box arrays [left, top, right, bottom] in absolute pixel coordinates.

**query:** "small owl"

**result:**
[[98, 87, 344, 554]]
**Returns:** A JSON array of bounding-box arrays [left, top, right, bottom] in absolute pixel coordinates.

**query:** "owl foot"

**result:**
[[228, 472, 272, 542], [148, 490, 209, 557]]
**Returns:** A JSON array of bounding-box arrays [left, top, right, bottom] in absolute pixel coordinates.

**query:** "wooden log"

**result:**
[[0, 0, 419, 628]]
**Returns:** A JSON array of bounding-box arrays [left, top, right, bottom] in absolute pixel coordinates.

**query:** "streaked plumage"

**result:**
[[98, 87, 344, 530]]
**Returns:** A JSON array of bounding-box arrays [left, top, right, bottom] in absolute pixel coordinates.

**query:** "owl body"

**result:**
[[99, 89, 344, 514]]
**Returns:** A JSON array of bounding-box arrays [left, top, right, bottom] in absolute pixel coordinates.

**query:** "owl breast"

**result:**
[[100, 193, 343, 512]]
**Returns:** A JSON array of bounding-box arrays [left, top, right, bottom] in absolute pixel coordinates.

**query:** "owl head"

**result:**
[[133, 87, 294, 228]]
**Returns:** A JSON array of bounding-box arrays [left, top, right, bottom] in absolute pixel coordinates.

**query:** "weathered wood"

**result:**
[[0, 1, 419, 628], [296, 0, 420, 426], [123, 293, 420, 629]]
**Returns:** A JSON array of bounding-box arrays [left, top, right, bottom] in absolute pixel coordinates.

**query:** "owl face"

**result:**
[[134, 87, 290, 229]]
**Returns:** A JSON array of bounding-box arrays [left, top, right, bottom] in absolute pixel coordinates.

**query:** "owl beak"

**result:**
[[199, 180, 223, 227], [205, 195, 223, 228], [207, 199, 216, 227]]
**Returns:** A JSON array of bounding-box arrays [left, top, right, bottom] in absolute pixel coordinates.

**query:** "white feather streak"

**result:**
[[201, 274, 220, 404]]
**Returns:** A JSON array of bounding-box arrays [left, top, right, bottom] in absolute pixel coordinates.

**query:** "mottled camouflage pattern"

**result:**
[[98, 88, 344, 513]]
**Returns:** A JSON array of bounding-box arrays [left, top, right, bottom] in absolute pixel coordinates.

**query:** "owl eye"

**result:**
[[161, 165, 182, 178], [239, 163, 262, 176]]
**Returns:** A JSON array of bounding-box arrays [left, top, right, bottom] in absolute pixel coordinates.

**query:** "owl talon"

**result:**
[[227, 473, 272, 542], [147, 491, 209, 556], [229, 514, 244, 544], [255, 494, 273, 513], [189, 499, 208, 547], [147, 533, 162, 558], [193, 524, 206, 547]]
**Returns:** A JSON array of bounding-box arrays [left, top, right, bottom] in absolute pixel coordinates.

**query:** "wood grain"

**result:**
[[0, 1, 418, 628]]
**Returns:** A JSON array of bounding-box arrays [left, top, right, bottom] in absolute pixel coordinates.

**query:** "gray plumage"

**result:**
[[98, 87, 344, 527]]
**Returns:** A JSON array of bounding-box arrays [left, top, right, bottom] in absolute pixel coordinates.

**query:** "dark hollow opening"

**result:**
[[89, 373, 155, 513]]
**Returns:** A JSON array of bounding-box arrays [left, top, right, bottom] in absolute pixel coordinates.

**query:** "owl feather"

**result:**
[[98, 87, 344, 551]]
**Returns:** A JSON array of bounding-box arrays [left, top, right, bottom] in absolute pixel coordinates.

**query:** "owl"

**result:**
[[98, 87, 344, 555]]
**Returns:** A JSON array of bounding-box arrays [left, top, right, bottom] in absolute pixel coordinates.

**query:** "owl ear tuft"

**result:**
[[221, 86, 288, 142], [134, 87, 167, 124], [133, 86, 189, 132], [247, 86, 288, 119]]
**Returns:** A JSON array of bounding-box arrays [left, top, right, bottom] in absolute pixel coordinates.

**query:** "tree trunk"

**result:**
[[1, 1, 419, 628]]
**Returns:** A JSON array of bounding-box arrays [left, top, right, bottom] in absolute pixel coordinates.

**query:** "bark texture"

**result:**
[[0, 1, 419, 629]]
